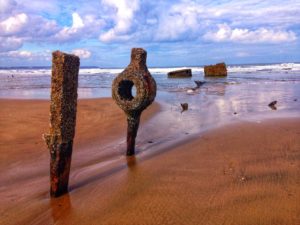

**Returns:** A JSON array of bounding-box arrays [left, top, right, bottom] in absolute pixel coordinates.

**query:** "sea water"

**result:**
[[1, 63, 300, 154], [1, 63, 300, 98]]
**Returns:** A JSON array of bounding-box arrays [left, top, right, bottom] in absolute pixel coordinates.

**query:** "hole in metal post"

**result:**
[[132, 85, 137, 97], [118, 80, 137, 101]]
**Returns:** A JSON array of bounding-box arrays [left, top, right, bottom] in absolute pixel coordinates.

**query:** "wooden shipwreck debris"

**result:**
[[204, 62, 227, 77], [168, 69, 192, 78], [43, 51, 80, 197], [112, 48, 157, 156]]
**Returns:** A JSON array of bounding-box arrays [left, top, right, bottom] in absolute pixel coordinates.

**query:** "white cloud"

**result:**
[[72, 12, 84, 29], [208, 1, 300, 28], [0, 13, 28, 35], [14, 50, 32, 57], [203, 24, 297, 43], [152, 0, 300, 42], [16, 0, 59, 14], [155, 3, 203, 41], [0, 0, 16, 14], [100, 30, 132, 42], [99, 0, 139, 42], [33, 18, 59, 37], [0, 50, 54, 64], [80, 14, 105, 36], [0, 13, 59, 40], [1, 0, 300, 65], [54, 13, 104, 42], [3, 50, 32, 58], [0, 36, 23, 52], [236, 52, 250, 57], [71, 49, 91, 59], [146, 18, 157, 25], [54, 12, 84, 41]]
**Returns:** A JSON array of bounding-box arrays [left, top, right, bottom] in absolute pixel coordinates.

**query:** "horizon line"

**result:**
[[0, 61, 299, 69]]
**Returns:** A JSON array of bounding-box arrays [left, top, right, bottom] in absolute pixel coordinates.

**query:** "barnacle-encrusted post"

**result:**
[[43, 51, 80, 197], [112, 48, 156, 156]]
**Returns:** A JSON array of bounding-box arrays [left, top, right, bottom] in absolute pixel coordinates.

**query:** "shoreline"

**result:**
[[0, 98, 299, 225]]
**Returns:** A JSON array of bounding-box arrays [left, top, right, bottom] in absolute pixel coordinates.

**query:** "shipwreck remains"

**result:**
[[43, 51, 80, 197], [268, 100, 277, 110], [168, 69, 192, 78], [112, 48, 157, 156], [204, 62, 227, 77], [180, 103, 188, 113]]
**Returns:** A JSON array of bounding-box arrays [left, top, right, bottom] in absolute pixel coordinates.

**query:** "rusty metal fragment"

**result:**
[[180, 103, 188, 113], [268, 100, 277, 110], [43, 51, 80, 197], [112, 48, 156, 156], [204, 62, 227, 77], [168, 69, 192, 78]]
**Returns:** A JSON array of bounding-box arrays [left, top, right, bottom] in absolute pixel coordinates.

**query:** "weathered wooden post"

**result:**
[[44, 51, 80, 197], [112, 48, 156, 156]]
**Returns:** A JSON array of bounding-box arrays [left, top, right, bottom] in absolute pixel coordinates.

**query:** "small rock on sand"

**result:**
[[268, 101, 277, 110], [181, 103, 188, 113], [194, 80, 206, 87]]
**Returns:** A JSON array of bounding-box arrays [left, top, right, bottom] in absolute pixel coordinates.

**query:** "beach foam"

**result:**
[[1, 63, 300, 77]]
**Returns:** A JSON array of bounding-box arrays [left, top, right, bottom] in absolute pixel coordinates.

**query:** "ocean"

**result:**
[[1, 63, 300, 99], [1, 63, 300, 149]]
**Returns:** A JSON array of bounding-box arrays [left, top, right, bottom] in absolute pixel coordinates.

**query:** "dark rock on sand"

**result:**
[[268, 101, 277, 110], [187, 80, 206, 93], [181, 103, 188, 113], [168, 69, 192, 78], [204, 62, 227, 77], [194, 80, 206, 88]]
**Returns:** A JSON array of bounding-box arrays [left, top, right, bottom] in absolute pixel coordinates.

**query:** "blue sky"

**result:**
[[0, 0, 299, 67]]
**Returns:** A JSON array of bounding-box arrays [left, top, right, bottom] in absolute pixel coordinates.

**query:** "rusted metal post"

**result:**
[[44, 51, 80, 197], [126, 112, 141, 155], [112, 48, 156, 156]]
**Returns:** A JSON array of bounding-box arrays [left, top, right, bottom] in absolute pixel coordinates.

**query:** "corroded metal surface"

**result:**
[[204, 62, 227, 76], [180, 103, 188, 113], [44, 51, 80, 197], [268, 101, 277, 110], [168, 69, 192, 78], [112, 48, 156, 156]]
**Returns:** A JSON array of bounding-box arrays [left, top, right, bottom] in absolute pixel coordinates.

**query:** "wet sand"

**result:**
[[0, 99, 299, 225]]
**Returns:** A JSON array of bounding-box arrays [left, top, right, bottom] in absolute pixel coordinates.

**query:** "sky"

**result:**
[[0, 0, 300, 67]]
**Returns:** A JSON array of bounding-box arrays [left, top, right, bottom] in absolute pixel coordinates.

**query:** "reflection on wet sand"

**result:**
[[126, 156, 137, 169], [50, 194, 72, 223], [203, 82, 227, 96]]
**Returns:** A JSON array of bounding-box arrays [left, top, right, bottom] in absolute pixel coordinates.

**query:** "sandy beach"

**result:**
[[0, 98, 299, 225]]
